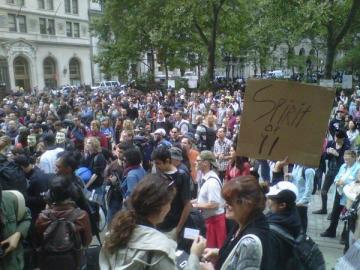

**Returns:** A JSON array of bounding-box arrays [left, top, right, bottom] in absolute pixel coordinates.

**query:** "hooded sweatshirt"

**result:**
[[99, 225, 199, 270], [266, 208, 302, 270]]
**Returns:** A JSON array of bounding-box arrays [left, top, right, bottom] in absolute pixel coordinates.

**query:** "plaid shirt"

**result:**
[[214, 138, 232, 171]]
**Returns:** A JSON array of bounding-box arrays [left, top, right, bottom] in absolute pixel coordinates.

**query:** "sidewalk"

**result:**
[[308, 186, 344, 270]]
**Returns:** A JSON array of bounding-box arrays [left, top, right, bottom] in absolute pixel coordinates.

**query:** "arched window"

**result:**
[[299, 48, 306, 56], [14, 56, 30, 90], [69, 58, 81, 85], [43, 57, 57, 89], [309, 49, 316, 56]]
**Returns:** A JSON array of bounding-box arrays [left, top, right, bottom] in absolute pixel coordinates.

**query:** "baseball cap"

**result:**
[[267, 181, 298, 205], [199, 150, 218, 168], [154, 128, 166, 136], [170, 147, 183, 161]]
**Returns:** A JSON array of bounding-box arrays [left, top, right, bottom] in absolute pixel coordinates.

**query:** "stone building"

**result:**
[[0, 0, 98, 92]]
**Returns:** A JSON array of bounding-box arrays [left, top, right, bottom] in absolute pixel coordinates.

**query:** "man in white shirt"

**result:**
[[39, 133, 64, 174], [192, 150, 226, 248]]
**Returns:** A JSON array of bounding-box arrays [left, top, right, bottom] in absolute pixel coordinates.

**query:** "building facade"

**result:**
[[0, 0, 95, 92]]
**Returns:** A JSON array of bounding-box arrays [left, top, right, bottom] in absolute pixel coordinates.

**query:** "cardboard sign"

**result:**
[[188, 79, 198, 89], [168, 80, 175, 89], [342, 75, 352, 89], [237, 80, 334, 167]]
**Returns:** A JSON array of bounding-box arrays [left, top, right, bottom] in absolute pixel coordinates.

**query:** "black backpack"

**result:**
[[270, 224, 326, 270], [197, 124, 216, 151], [0, 159, 27, 197], [40, 208, 83, 270]]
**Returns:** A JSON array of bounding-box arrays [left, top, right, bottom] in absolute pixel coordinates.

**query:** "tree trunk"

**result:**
[[207, 44, 216, 83], [149, 49, 155, 81], [198, 62, 201, 81], [324, 43, 336, 79], [165, 63, 169, 81]]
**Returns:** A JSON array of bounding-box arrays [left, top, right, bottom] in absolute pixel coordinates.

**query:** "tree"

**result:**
[[319, 0, 360, 78]]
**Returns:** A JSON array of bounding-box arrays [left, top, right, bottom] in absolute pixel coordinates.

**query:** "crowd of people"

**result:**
[[0, 84, 358, 270]]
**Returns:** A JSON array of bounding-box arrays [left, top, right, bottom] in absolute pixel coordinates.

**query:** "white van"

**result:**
[[268, 70, 284, 78]]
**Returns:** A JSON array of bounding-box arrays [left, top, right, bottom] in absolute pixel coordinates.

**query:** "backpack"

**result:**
[[197, 124, 216, 151], [3, 190, 27, 221], [270, 224, 326, 270], [0, 159, 27, 197], [75, 167, 92, 184], [40, 208, 83, 270]]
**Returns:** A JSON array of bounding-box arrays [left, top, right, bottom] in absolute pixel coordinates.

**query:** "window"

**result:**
[[47, 19, 55, 35], [65, 0, 71, 13], [47, 0, 53, 10], [8, 14, 26, 33], [73, 23, 79, 38], [8, 14, 16, 32], [18, 15, 26, 33], [69, 58, 81, 85], [43, 57, 57, 88], [66, 22, 72, 37], [38, 0, 52, 10], [38, 0, 44, 9], [39, 18, 46, 34], [72, 0, 78, 14], [7, 0, 24, 5], [66, 22, 80, 38], [65, 0, 78, 14], [39, 18, 55, 35]]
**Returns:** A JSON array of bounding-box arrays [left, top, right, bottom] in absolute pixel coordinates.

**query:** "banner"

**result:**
[[168, 80, 175, 89], [237, 80, 334, 167], [342, 75, 352, 89]]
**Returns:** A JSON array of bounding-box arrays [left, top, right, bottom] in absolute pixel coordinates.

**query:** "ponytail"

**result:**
[[103, 173, 176, 254], [104, 210, 137, 254]]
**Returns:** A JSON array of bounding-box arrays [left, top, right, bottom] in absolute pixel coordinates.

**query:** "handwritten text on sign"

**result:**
[[237, 80, 334, 167]]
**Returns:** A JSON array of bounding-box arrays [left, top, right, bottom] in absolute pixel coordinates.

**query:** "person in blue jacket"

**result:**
[[321, 150, 360, 238], [290, 164, 315, 233]]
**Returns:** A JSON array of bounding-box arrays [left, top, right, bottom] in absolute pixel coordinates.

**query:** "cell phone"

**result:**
[[183, 228, 200, 240]]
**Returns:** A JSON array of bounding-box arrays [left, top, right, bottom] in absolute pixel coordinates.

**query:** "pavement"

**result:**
[[307, 184, 344, 270]]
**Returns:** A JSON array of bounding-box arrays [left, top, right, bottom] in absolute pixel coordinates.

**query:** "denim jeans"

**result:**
[[107, 197, 123, 225]]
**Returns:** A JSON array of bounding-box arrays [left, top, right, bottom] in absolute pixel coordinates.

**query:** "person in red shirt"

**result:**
[[224, 145, 251, 182], [86, 120, 108, 149]]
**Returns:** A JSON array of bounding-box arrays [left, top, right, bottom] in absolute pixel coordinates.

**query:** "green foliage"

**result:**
[[335, 43, 360, 73]]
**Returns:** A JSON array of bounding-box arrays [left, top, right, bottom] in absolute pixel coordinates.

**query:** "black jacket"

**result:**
[[217, 212, 272, 270], [267, 208, 302, 270], [26, 166, 53, 221]]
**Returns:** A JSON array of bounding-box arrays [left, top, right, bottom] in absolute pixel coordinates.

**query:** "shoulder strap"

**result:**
[[67, 208, 83, 223], [4, 190, 26, 221], [221, 233, 262, 270], [269, 224, 296, 245], [207, 176, 223, 189]]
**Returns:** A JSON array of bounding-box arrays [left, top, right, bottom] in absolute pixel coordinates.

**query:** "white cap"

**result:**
[[154, 128, 166, 136], [267, 181, 298, 198]]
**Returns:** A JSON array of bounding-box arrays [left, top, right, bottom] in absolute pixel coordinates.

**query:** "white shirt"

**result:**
[[39, 147, 64, 174], [197, 170, 224, 219]]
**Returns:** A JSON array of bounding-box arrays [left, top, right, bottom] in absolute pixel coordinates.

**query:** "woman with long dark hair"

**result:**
[[224, 145, 251, 182], [100, 173, 206, 269]]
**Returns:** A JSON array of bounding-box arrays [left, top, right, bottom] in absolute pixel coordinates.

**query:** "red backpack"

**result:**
[[39, 208, 83, 270]]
